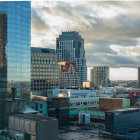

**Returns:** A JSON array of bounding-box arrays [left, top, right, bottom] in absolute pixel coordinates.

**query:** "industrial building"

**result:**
[[59, 61, 80, 88], [99, 98, 130, 110], [56, 31, 87, 86], [28, 101, 48, 116], [90, 66, 110, 86], [105, 108, 140, 134], [47, 97, 70, 126], [31, 47, 60, 96], [52, 88, 97, 98], [48, 107, 69, 126], [70, 97, 99, 108], [8, 114, 58, 140]]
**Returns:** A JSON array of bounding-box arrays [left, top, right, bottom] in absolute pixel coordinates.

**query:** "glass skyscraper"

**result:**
[[0, 1, 31, 128], [56, 31, 87, 86]]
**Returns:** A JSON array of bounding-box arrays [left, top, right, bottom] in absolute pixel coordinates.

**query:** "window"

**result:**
[[76, 102, 80, 105], [83, 102, 87, 105]]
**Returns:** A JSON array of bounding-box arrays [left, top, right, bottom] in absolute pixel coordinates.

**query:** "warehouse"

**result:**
[[8, 114, 58, 140], [99, 98, 130, 110], [105, 108, 140, 134]]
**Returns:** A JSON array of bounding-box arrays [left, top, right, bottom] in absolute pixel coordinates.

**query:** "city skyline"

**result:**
[[31, 1, 140, 80], [1, 1, 140, 139]]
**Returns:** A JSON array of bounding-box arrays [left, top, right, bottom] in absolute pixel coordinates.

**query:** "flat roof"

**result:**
[[106, 108, 140, 113], [12, 114, 56, 121], [31, 47, 55, 54]]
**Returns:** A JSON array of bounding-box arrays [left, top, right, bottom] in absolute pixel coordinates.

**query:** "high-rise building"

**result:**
[[58, 61, 80, 88], [138, 67, 140, 88], [56, 31, 87, 86], [31, 47, 60, 96], [90, 66, 109, 86], [0, 1, 31, 129]]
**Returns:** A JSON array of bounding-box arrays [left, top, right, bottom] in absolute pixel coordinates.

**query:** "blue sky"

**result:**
[[31, 1, 140, 80]]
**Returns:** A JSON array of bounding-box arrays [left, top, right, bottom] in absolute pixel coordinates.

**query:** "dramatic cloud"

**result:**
[[31, 1, 140, 73]]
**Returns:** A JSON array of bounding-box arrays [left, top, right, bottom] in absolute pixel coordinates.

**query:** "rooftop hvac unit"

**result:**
[[78, 111, 90, 125], [15, 134, 24, 140], [84, 114, 90, 125]]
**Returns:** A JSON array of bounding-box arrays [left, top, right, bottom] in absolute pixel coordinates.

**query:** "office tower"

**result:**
[[31, 47, 60, 96], [56, 31, 87, 86], [58, 62, 80, 88], [138, 67, 140, 88], [0, 1, 31, 129], [90, 66, 109, 86]]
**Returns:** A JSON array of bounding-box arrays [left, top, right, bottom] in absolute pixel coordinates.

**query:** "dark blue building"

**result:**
[[105, 108, 140, 134], [0, 1, 31, 128]]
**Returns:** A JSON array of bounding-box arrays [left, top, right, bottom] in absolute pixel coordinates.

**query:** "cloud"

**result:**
[[31, 1, 140, 68], [86, 54, 138, 68], [31, 8, 50, 31]]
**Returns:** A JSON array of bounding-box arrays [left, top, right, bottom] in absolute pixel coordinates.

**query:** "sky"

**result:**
[[31, 1, 140, 80]]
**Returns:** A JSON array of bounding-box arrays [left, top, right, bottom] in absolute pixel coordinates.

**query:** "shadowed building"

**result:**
[[0, 12, 7, 129]]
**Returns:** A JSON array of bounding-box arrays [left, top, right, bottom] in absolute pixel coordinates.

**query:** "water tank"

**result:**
[[84, 114, 90, 125], [15, 134, 24, 140]]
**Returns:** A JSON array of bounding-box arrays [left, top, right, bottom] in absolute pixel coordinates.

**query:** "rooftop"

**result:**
[[13, 114, 56, 121], [107, 108, 140, 113], [31, 47, 55, 54], [19, 107, 38, 114]]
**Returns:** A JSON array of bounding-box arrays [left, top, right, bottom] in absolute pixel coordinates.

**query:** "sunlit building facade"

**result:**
[[31, 47, 60, 96], [0, 1, 31, 128]]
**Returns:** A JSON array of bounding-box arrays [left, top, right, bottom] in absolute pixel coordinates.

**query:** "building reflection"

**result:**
[[0, 13, 7, 99], [0, 1, 31, 129], [0, 12, 7, 129]]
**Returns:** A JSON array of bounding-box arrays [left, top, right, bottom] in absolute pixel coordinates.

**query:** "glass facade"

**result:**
[[0, 1, 31, 128], [90, 66, 109, 86], [0, 1, 31, 96]]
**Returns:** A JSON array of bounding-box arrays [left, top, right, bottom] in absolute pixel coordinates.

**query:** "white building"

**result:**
[[59, 61, 80, 88]]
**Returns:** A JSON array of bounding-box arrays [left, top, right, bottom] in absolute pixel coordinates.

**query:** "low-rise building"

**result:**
[[83, 81, 94, 89], [8, 114, 58, 140], [28, 101, 48, 116], [58, 62, 80, 88]]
